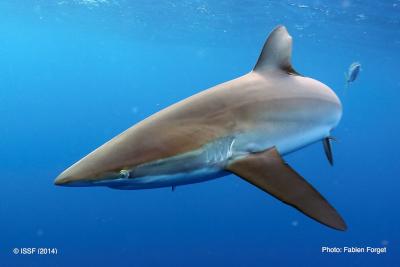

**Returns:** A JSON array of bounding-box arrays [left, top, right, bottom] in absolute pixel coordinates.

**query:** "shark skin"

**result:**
[[55, 26, 346, 230]]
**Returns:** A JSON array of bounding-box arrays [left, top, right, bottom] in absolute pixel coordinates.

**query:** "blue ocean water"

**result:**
[[1, 1, 399, 266]]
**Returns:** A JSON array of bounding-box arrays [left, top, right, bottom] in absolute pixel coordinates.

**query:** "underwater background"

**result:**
[[1, 0, 399, 266]]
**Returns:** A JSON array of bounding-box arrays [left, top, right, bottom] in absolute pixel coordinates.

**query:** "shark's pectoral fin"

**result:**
[[225, 147, 347, 231]]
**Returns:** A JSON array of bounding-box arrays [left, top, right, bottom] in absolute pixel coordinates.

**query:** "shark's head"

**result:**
[[54, 137, 135, 186]]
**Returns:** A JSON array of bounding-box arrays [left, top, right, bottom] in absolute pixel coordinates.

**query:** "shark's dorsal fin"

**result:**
[[253, 25, 299, 75]]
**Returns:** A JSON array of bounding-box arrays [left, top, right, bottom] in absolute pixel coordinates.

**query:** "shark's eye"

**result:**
[[119, 170, 130, 179]]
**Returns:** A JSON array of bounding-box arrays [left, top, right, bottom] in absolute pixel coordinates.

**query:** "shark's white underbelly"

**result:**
[[235, 124, 331, 156], [93, 121, 330, 190], [97, 168, 229, 190], [94, 136, 236, 190]]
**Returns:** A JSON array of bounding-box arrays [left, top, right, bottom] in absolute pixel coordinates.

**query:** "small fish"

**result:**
[[345, 62, 361, 87]]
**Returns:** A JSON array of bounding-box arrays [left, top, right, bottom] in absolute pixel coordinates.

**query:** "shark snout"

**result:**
[[54, 168, 85, 186], [54, 156, 122, 187], [54, 161, 95, 186], [55, 135, 137, 187], [54, 173, 69, 186]]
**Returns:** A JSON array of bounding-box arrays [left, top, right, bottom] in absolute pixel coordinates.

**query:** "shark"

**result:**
[[55, 25, 346, 231]]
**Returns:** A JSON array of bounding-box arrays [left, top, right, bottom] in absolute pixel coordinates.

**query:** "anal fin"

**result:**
[[226, 147, 347, 231]]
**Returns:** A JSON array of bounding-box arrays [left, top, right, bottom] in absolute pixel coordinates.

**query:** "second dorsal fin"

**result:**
[[253, 25, 299, 75]]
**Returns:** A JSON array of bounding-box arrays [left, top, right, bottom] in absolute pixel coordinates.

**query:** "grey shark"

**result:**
[[55, 26, 346, 231]]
